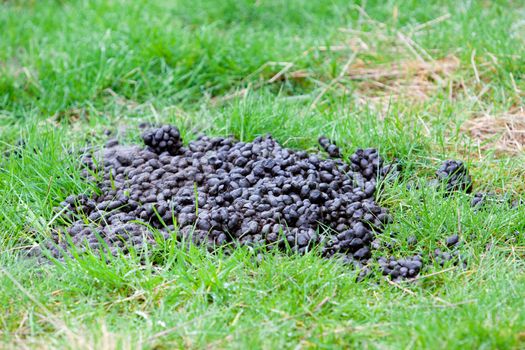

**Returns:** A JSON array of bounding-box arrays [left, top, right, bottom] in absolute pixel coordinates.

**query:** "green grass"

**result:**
[[1, 0, 525, 348]]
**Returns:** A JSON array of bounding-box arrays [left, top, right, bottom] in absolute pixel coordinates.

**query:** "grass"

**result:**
[[1, 0, 525, 348]]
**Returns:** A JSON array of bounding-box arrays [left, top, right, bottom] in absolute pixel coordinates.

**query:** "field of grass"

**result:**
[[1, 0, 525, 348]]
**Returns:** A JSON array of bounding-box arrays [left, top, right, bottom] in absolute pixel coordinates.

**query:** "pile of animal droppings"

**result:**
[[30, 125, 485, 281], [33, 125, 401, 267]]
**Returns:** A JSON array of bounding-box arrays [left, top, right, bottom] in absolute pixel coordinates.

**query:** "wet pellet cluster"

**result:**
[[434, 234, 467, 268], [436, 160, 472, 194], [318, 136, 341, 158], [378, 255, 423, 280], [38, 125, 397, 268]]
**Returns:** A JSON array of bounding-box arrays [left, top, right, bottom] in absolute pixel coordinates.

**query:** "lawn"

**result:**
[[1, 0, 525, 348]]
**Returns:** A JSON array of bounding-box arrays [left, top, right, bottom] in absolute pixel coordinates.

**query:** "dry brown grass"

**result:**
[[310, 8, 461, 110], [347, 55, 459, 106], [462, 107, 525, 155]]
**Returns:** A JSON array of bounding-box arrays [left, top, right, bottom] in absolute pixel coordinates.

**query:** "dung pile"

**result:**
[[29, 125, 485, 281], [35, 125, 401, 269]]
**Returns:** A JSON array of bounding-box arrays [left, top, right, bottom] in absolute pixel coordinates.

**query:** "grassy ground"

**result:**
[[1, 0, 525, 348]]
